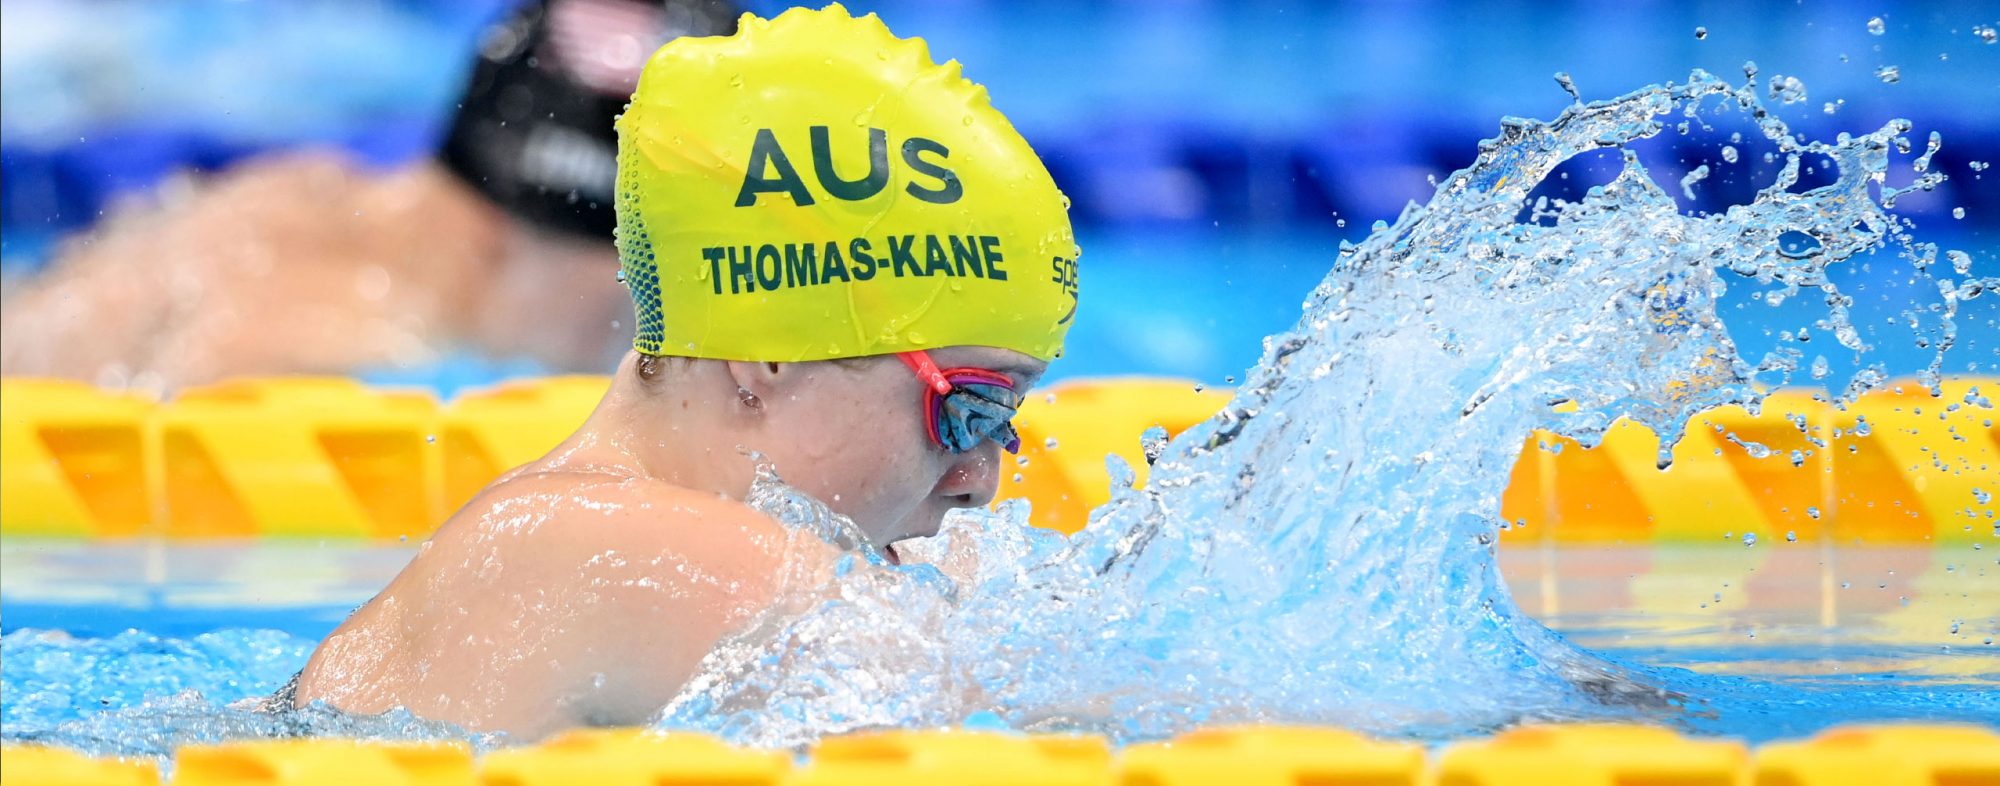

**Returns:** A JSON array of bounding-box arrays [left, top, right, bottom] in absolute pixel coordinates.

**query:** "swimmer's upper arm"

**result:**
[[517, 475, 829, 727]]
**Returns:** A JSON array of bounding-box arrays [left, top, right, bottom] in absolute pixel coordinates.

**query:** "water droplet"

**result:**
[[1875, 65, 1901, 84], [616, 269, 628, 283], [1141, 425, 1170, 465], [1806, 506, 1821, 520], [1974, 488, 1993, 505], [1867, 16, 1885, 35], [729, 73, 744, 87], [1694, 26, 1708, 40], [426, 434, 437, 444], [1786, 530, 1799, 542], [1742, 532, 1758, 547], [1914, 131, 1943, 172], [1680, 165, 1711, 200], [1952, 207, 1966, 219], [1721, 145, 1739, 164], [1044, 437, 1059, 450], [1012, 473, 1024, 483], [1977, 25, 1999, 44], [1553, 71, 1580, 101], [1768, 75, 1807, 104]]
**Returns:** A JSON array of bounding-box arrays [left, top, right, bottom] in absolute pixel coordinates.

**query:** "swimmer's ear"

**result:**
[[723, 360, 794, 411]]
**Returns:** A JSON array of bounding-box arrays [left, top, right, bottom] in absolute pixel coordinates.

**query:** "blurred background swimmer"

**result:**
[[0, 0, 739, 391], [2, 2, 1990, 394]]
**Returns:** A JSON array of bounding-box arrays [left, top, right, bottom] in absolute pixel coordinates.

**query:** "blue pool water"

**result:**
[[3, 543, 1994, 754]]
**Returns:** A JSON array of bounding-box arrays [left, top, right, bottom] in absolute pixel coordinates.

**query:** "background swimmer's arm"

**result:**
[[0, 154, 498, 387], [0, 206, 181, 382]]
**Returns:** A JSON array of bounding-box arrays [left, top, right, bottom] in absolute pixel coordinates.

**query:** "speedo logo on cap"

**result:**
[[733, 127, 962, 207]]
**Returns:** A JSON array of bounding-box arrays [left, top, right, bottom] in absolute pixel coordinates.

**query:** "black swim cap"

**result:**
[[440, 0, 738, 240]]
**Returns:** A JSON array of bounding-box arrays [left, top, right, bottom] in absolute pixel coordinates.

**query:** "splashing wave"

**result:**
[[660, 69, 1975, 746]]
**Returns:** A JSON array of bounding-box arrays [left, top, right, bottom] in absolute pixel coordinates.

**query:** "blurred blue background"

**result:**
[[2, 0, 1995, 389]]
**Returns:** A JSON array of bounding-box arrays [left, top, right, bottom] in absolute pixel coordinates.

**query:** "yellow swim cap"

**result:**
[[615, 4, 1080, 363]]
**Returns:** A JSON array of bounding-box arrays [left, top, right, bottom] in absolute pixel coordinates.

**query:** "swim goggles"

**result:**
[[897, 351, 1024, 454]]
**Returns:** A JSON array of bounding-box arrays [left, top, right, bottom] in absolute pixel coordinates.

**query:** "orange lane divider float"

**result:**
[[478, 729, 788, 786], [3, 723, 1997, 785], [1752, 724, 2000, 786], [436, 376, 608, 517], [1432, 724, 1747, 785], [0, 380, 156, 539], [791, 730, 1110, 786], [1117, 726, 1424, 785], [156, 378, 439, 540], [0, 376, 1993, 542], [0, 744, 158, 786], [170, 739, 472, 786], [1501, 380, 1999, 545]]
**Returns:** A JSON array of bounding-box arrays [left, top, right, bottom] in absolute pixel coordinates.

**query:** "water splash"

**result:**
[[658, 70, 1974, 746]]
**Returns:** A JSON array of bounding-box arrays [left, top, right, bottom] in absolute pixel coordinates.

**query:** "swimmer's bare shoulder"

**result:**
[[293, 454, 823, 739]]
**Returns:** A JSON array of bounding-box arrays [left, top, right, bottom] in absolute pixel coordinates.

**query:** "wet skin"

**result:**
[[293, 347, 1043, 738]]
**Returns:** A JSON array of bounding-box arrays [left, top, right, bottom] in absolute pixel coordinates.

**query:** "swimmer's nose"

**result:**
[[935, 442, 1002, 508]]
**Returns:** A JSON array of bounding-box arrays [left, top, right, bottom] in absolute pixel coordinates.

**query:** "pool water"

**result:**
[[3, 540, 1993, 754]]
